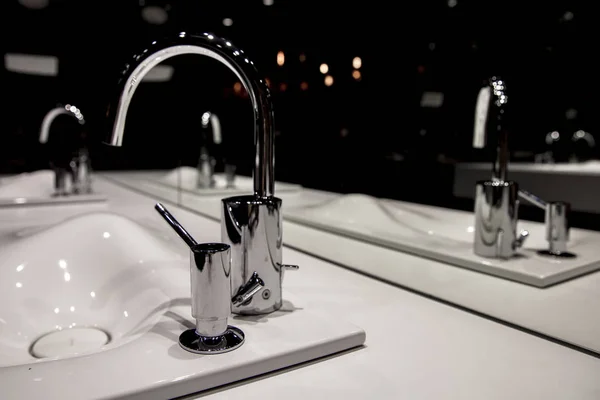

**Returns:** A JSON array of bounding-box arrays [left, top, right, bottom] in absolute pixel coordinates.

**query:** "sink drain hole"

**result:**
[[29, 327, 111, 359]]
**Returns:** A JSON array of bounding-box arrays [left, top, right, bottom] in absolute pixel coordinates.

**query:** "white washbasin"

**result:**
[[0, 212, 186, 367], [0, 209, 364, 399], [285, 193, 600, 287], [154, 166, 301, 196], [0, 170, 106, 206]]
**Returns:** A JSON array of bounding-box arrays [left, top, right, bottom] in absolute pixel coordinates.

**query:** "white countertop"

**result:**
[[104, 171, 600, 355], [94, 172, 600, 399]]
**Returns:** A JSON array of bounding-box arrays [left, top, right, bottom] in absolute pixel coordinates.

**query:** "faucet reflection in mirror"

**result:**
[[39, 104, 92, 196], [105, 32, 297, 315], [472, 77, 572, 259]]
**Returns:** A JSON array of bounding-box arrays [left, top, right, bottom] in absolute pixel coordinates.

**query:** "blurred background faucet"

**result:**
[[472, 77, 528, 258], [196, 111, 221, 189], [39, 104, 88, 196]]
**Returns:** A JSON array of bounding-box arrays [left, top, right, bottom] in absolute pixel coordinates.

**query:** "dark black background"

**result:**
[[2, 0, 598, 209]]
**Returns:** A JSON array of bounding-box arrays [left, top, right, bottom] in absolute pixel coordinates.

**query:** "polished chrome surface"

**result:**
[[545, 202, 570, 254], [473, 77, 509, 182], [196, 111, 221, 189], [154, 203, 265, 352], [474, 180, 526, 258], [518, 189, 547, 210], [39, 104, 87, 195], [232, 271, 264, 306], [472, 77, 528, 258], [178, 326, 245, 355], [73, 147, 93, 194], [518, 191, 571, 255], [105, 31, 275, 197], [190, 242, 232, 337], [223, 195, 291, 315], [39, 104, 85, 144], [154, 202, 198, 248], [197, 147, 216, 189]]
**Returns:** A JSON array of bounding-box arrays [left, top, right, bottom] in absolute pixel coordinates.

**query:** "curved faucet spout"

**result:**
[[105, 32, 275, 197], [473, 76, 509, 182], [201, 111, 222, 145], [40, 104, 85, 144]]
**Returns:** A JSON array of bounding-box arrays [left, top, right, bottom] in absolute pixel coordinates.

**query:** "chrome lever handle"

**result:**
[[514, 230, 529, 249], [232, 272, 265, 307]]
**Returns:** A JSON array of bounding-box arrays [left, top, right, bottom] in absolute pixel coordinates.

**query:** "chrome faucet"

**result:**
[[472, 77, 528, 258], [39, 104, 88, 196], [472, 77, 571, 258], [106, 32, 297, 315], [196, 111, 221, 189]]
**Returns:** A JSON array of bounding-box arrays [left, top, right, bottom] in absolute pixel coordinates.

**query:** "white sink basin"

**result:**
[[0, 212, 186, 367], [285, 193, 600, 287], [0, 210, 364, 399], [154, 166, 301, 196], [0, 170, 106, 206]]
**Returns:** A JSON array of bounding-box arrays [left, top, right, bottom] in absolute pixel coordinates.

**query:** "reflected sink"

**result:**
[[285, 194, 600, 287], [0, 212, 186, 367], [0, 170, 106, 207], [153, 166, 301, 196]]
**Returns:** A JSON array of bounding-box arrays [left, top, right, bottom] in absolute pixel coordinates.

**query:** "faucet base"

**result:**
[[179, 326, 245, 355], [537, 250, 577, 259]]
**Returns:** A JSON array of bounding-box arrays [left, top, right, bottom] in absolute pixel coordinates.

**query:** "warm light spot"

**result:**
[[58, 259, 67, 269], [70, 306, 75, 312], [16, 282, 22, 288], [90, 291, 96, 298], [319, 63, 329, 74], [352, 57, 362, 69], [103, 232, 111, 239], [265, 78, 271, 88], [300, 81, 309, 91], [299, 53, 306, 62], [16, 264, 24, 272], [352, 70, 362, 81], [279, 83, 287, 92], [233, 82, 243, 94], [277, 51, 285, 66], [64, 272, 71, 282], [324, 75, 334, 86]]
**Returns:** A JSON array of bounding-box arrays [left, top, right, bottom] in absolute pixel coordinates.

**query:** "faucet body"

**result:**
[[39, 104, 89, 195], [106, 32, 295, 315]]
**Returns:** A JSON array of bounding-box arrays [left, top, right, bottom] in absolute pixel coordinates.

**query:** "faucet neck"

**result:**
[[40, 104, 85, 144], [473, 76, 509, 182], [106, 32, 275, 198]]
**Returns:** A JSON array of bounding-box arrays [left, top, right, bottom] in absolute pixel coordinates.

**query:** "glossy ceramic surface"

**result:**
[[285, 194, 600, 287], [154, 166, 301, 196], [0, 170, 106, 206], [0, 212, 186, 367], [0, 204, 364, 399]]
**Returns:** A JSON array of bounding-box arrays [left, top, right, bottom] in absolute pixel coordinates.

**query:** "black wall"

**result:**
[[2, 0, 598, 206]]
